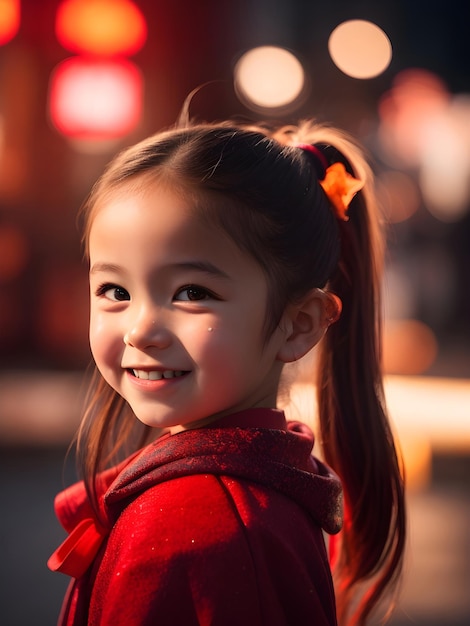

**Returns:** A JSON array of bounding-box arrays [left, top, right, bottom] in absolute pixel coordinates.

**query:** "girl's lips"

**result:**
[[125, 369, 191, 391], [130, 368, 187, 381]]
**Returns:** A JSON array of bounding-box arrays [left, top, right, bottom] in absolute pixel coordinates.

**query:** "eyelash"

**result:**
[[95, 283, 130, 301], [174, 284, 219, 302], [95, 283, 220, 302]]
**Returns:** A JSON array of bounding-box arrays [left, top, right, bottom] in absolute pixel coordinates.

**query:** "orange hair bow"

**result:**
[[296, 144, 364, 221], [319, 162, 364, 221]]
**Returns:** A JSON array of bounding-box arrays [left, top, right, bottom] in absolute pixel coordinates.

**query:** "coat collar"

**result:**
[[48, 408, 343, 579]]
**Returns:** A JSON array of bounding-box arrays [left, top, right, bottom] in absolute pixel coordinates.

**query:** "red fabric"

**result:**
[[49, 408, 343, 625], [47, 517, 108, 579]]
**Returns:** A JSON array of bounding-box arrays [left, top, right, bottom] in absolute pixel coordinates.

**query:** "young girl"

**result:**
[[48, 119, 406, 626]]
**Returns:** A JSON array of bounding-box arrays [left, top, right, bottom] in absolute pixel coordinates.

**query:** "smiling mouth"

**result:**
[[130, 369, 188, 380]]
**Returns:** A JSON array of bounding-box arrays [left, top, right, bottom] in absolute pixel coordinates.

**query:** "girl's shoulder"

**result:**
[[92, 473, 337, 626], [112, 470, 326, 555], [89, 474, 268, 625], [114, 474, 248, 550]]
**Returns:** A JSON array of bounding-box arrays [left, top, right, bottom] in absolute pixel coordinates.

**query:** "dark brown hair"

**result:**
[[77, 120, 405, 625]]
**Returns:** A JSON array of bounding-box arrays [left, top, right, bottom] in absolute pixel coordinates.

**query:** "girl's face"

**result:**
[[88, 182, 288, 433]]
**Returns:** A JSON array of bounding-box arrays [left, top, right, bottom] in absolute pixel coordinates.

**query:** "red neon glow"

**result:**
[[49, 57, 143, 139], [55, 0, 147, 56], [0, 0, 20, 45]]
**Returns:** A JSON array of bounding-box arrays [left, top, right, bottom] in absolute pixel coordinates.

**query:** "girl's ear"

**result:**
[[276, 289, 342, 363]]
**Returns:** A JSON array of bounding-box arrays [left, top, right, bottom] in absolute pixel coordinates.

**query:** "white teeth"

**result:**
[[132, 369, 185, 380]]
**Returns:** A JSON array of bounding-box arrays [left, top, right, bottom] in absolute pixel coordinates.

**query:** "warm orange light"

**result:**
[[376, 170, 421, 223], [328, 20, 392, 79], [55, 0, 147, 56], [234, 46, 306, 112], [0, 0, 20, 45], [378, 69, 450, 168], [383, 319, 438, 375], [49, 57, 143, 140]]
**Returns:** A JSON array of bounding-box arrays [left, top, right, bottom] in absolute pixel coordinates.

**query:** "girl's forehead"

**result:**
[[94, 175, 193, 213], [90, 184, 198, 237], [88, 182, 256, 272], [87, 178, 195, 234]]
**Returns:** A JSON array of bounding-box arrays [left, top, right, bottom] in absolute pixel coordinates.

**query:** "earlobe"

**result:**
[[324, 292, 342, 325], [276, 289, 341, 363]]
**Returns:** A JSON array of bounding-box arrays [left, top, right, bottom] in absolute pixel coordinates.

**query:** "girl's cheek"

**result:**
[[89, 314, 121, 364], [89, 313, 103, 354], [193, 327, 233, 367]]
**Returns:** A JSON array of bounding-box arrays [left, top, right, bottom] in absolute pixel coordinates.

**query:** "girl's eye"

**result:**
[[97, 284, 130, 302], [174, 285, 213, 302]]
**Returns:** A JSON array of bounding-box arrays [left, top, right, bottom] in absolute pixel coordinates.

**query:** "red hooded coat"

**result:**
[[49, 409, 343, 625]]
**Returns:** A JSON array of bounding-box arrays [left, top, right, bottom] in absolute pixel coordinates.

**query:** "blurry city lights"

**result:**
[[55, 0, 147, 56], [0, 372, 84, 446], [378, 70, 470, 221], [385, 375, 470, 491], [376, 170, 421, 223], [383, 319, 438, 375], [419, 97, 470, 222], [0, 0, 20, 45], [328, 20, 392, 79], [378, 69, 450, 168], [49, 57, 143, 141], [398, 436, 432, 491], [234, 46, 306, 112], [0, 224, 28, 281], [385, 376, 470, 451]]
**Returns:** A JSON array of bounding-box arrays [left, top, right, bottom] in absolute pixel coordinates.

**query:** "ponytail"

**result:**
[[316, 146, 406, 624]]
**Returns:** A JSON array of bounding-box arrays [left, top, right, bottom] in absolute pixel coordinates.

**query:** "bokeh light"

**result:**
[[55, 0, 147, 56], [234, 46, 306, 112], [378, 69, 450, 168], [386, 376, 470, 450], [376, 170, 421, 223], [383, 319, 438, 375], [419, 96, 470, 222], [378, 70, 470, 221], [328, 20, 392, 79], [0, 0, 20, 45], [49, 57, 143, 141]]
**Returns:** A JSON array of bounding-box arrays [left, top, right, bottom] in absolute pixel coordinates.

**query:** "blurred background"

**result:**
[[0, 1, 469, 624]]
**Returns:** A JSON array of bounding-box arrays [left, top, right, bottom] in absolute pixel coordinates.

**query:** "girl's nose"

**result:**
[[123, 310, 172, 350]]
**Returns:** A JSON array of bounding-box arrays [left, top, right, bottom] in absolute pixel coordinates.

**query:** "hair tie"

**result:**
[[296, 143, 364, 221]]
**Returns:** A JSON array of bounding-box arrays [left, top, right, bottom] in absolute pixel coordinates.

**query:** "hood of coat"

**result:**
[[104, 408, 343, 535], [49, 408, 343, 579]]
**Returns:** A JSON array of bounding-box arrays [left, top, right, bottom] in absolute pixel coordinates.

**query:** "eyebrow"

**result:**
[[90, 260, 231, 280], [90, 262, 123, 275], [171, 261, 231, 280]]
